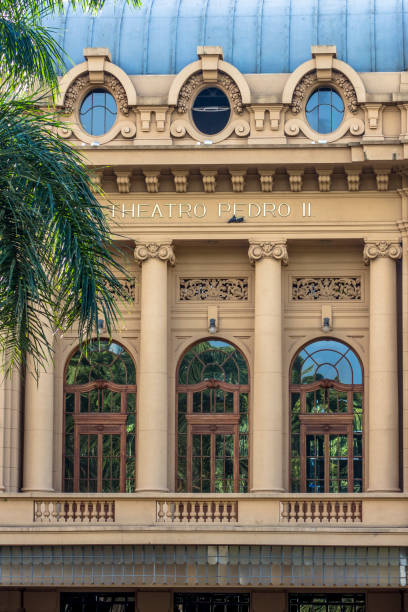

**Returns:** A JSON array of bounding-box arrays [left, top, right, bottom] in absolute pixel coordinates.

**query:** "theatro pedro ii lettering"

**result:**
[[111, 201, 312, 219]]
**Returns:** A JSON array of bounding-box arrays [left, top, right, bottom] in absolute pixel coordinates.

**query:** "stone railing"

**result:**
[[156, 499, 238, 523], [280, 499, 362, 523], [33, 499, 115, 523]]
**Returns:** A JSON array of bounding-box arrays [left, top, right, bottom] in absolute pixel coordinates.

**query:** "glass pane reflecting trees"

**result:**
[[64, 341, 136, 493], [290, 339, 363, 493], [306, 87, 344, 133], [79, 89, 117, 136], [176, 340, 249, 493]]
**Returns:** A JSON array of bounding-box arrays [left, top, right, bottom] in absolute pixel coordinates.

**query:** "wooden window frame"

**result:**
[[176, 379, 249, 493]]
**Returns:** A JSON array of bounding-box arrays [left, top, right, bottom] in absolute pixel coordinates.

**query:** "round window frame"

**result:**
[[76, 85, 119, 139], [189, 84, 232, 138], [304, 85, 345, 136]]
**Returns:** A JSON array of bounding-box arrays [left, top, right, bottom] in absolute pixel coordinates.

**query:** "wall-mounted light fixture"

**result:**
[[322, 317, 331, 333], [321, 304, 332, 333], [208, 318, 217, 334]]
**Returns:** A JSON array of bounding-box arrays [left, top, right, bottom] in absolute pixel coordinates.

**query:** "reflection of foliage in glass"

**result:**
[[290, 340, 363, 493], [66, 340, 136, 385], [64, 341, 136, 493], [177, 340, 249, 493], [178, 340, 248, 384], [291, 339, 362, 385]]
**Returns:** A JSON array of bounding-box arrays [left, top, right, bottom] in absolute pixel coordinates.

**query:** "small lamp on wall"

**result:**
[[208, 318, 217, 334], [321, 304, 332, 333], [322, 317, 331, 333]]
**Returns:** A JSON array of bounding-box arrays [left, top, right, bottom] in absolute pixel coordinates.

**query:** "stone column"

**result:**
[[134, 241, 175, 492], [22, 324, 55, 492], [248, 240, 288, 492], [364, 240, 402, 492]]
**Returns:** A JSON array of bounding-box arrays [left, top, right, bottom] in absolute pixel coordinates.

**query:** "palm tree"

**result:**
[[0, 0, 140, 375]]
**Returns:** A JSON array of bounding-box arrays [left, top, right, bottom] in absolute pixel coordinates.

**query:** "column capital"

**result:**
[[363, 240, 402, 264], [248, 240, 288, 265], [134, 241, 175, 265]]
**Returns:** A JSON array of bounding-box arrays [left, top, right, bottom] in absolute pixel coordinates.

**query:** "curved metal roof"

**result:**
[[44, 0, 408, 75]]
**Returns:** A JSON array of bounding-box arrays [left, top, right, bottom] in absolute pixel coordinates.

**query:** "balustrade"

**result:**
[[280, 499, 362, 523], [156, 499, 238, 523], [34, 499, 115, 523]]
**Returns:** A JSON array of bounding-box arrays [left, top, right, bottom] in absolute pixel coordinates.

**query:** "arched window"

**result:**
[[79, 89, 117, 136], [176, 340, 249, 493], [305, 87, 344, 133], [63, 341, 136, 493], [290, 339, 363, 493]]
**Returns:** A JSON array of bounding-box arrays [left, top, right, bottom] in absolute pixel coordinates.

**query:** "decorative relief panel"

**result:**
[[179, 278, 248, 301], [107, 277, 137, 302], [291, 277, 362, 301]]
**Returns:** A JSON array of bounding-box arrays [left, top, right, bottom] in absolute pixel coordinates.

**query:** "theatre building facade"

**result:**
[[2, 1, 408, 610]]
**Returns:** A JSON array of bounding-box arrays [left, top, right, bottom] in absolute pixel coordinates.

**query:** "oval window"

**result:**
[[305, 87, 344, 134], [79, 89, 117, 136], [192, 87, 230, 135]]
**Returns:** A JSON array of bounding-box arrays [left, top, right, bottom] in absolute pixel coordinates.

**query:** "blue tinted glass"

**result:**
[[192, 87, 230, 135], [295, 339, 361, 384], [315, 363, 338, 380], [306, 88, 344, 134], [80, 89, 117, 136]]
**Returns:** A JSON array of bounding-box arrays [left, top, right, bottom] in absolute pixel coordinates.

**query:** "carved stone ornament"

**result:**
[[292, 277, 361, 301], [180, 278, 248, 301], [248, 240, 288, 265], [291, 72, 317, 114], [177, 72, 243, 114], [104, 75, 129, 115], [363, 241, 402, 264], [62, 73, 128, 115], [291, 70, 358, 115], [134, 242, 175, 266], [62, 75, 90, 114]]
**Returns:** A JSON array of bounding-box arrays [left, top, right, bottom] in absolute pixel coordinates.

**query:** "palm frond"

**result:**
[[0, 91, 129, 375]]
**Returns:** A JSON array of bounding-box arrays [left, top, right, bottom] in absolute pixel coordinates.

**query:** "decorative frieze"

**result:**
[[248, 240, 288, 265], [363, 240, 402, 264], [119, 277, 137, 301], [292, 277, 362, 301], [134, 241, 175, 265], [179, 277, 248, 301]]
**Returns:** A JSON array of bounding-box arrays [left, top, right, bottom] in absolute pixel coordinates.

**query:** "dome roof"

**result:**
[[45, 0, 408, 75]]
